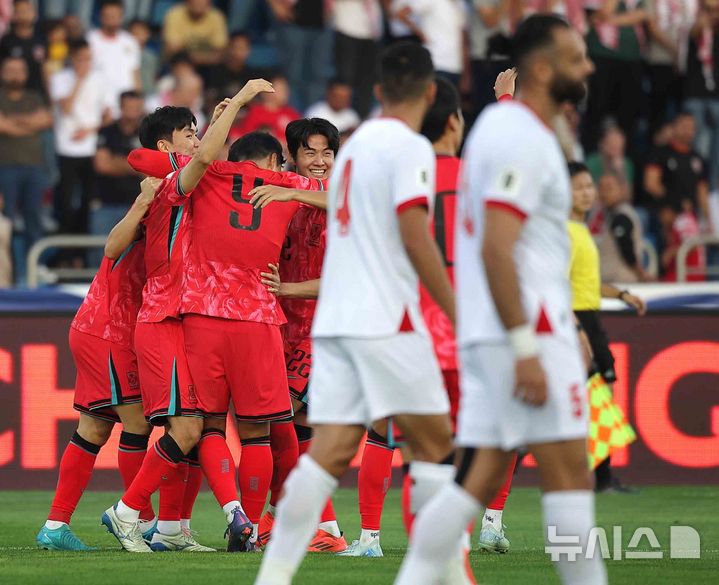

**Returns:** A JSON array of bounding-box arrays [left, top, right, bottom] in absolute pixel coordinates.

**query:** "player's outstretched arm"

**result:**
[[600, 283, 646, 315], [483, 207, 547, 406], [249, 185, 327, 210], [399, 206, 455, 324], [179, 79, 275, 195], [260, 263, 320, 298], [105, 177, 162, 258]]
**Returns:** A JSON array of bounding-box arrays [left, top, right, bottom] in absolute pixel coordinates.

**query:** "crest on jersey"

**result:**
[[493, 168, 521, 200]]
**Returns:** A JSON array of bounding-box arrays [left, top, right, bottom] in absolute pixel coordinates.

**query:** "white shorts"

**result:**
[[308, 333, 449, 427], [456, 335, 588, 451]]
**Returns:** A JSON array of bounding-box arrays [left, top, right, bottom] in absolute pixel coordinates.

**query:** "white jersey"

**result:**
[[456, 101, 575, 348], [312, 118, 436, 338]]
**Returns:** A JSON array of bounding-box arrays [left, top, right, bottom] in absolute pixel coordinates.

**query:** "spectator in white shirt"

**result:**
[[332, 0, 383, 118], [87, 0, 141, 118], [305, 79, 361, 134], [394, 0, 466, 87], [50, 40, 112, 234]]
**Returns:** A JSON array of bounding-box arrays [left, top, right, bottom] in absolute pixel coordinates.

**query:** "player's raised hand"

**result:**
[[234, 79, 275, 106], [250, 185, 297, 208], [261, 263, 282, 295], [514, 357, 548, 407], [494, 68, 517, 100], [209, 98, 232, 127], [137, 177, 162, 207], [622, 292, 646, 316]]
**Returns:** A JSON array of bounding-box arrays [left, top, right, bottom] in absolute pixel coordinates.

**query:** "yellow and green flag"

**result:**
[[587, 373, 636, 470]]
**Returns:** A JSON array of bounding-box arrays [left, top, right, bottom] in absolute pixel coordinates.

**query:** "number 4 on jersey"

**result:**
[[336, 159, 352, 235]]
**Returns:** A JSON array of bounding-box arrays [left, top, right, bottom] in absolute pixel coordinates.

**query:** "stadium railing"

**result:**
[[676, 235, 719, 282], [26, 235, 106, 289]]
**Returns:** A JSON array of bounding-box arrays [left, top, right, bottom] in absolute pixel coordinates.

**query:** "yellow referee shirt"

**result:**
[[567, 220, 601, 311]]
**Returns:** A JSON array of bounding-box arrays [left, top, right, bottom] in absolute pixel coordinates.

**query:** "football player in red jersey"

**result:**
[[37, 178, 160, 551], [254, 118, 348, 553], [101, 81, 276, 553]]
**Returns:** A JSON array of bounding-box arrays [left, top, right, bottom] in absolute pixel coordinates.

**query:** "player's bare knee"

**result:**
[[77, 414, 113, 446], [115, 404, 151, 436], [371, 418, 389, 437], [168, 417, 203, 452], [203, 416, 226, 434], [237, 421, 270, 440]]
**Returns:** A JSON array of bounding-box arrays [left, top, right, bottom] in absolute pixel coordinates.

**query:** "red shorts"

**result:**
[[183, 315, 292, 422], [285, 337, 312, 405], [443, 369, 460, 429], [70, 327, 141, 423], [135, 319, 201, 426]]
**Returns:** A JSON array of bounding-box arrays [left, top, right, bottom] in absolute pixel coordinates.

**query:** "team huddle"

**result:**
[[37, 14, 610, 585]]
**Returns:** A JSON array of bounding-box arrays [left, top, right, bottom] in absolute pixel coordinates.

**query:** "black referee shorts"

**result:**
[[574, 310, 616, 383]]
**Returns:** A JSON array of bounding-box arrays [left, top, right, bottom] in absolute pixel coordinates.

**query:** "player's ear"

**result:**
[[156, 139, 170, 153]]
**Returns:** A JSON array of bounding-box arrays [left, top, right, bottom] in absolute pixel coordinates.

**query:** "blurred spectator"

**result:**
[[167, 71, 206, 129], [383, 0, 422, 43], [91, 90, 143, 256], [163, 0, 229, 67], [660, 199, 706, 280], [684, 0, 719, 190], [586, 124, 635, 196], [87, 0, 141, 118], [645, 0, 696, 137], [43, 19, 68, 77], [0, 56, 52, 282], [469, 0, 513, 115], [0, 0, 10, 38], [332, 0, 382, 118], [43, 0, 93, 29], [644, 112, 711, 224], [205, 32, 262, 106], [0, 195, 11, 287], [305, 79, 360, 135], [583, 1, 649, 155], [268, 0, 332, 111], [128, 19, 159, 96], [50, 40, 111, 235], [596, 172, 648, 283], [0, 0, 46, 95], [63, 14, 85, 43], [394, 0, 466, 87], [230, 73, 300, 146]]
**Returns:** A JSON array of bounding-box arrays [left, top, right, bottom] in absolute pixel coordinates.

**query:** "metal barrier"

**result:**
[[677, 235, 719, 282], [641, 239, 659, 279], [26, 235, 106, 289]]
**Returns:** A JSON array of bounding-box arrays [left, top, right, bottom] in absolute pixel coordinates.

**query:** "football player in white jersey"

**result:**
[[396, 14, 607, 585], [255, 42, 457, 585]]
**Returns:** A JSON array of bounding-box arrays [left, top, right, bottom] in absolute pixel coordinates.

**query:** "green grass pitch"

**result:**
[[1, 487, 717, 584]]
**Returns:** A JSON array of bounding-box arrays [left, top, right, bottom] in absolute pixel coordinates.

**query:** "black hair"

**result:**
[[378, 41, 434, 104], [169, 51, 193, 68], [128, 18, 150, 29], [230, 31, 251, 42], [421, 77, 460, 144], [120, 90, 143, 104], [139, 106, 197, 150], [328, 77, 350, 89], [674, 110, 695, 121], [285, 118, 340, 162], [12, 0, 32, 5], [568, 161, 590, 178], [228, 131, 285, 166], [512, 14, 570, 72], [68, 39, 90, 55], [99, 0, 124, 10]]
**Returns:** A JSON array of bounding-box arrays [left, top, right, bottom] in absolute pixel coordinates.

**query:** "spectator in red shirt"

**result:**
[[229, 74, 300, 148]]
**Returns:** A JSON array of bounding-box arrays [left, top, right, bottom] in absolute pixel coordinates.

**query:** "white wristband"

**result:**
[[508, 324, 539, 359]]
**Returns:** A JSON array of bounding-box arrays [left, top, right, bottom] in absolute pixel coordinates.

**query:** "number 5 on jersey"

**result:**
[[230, 175, 263, 231], [336, 159, 352, 235]]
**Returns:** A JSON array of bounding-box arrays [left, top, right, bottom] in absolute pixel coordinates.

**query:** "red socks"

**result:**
[[48, 432, 101, 524], [118, 431, 155, 521], [159, 461, 188, 522], [487, 452, 518, 510], [401, 465, 414, 535], [182, 447, 203, 521], [358, 430, 395, 531], [269, 421, 299, 507], [239, 435, 273, 525], [198, 428, 238, 508], [122, 434, 184, 512]]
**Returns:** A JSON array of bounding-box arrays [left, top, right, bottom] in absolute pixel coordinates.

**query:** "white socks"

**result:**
[[255, 455, 338, 585], [318, 520, 341, 538], [223, 500, 242, 521], [542, 490, 607, 585], [180, 519, 191, 531], [483, 508, 503, 531], [45, 520, 66, 530], [157, 520, 181, 536], [395, 482, 483, 585], [408, 461, 455, 514], [360, 528, 380, 545], [115, 499, 141, 523]]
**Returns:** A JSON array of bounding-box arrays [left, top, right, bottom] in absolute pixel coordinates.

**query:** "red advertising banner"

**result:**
[[0, 314, 717, 488]]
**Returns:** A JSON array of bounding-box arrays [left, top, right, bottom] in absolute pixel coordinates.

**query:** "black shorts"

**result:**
[[575, 310, 616, 383]]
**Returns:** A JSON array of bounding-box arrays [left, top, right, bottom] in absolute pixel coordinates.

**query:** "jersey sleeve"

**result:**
[[155, 170, 195, 206], [482, 136, 546, 221], [127, 149, 191, 177], [393, 138, 435, 214]]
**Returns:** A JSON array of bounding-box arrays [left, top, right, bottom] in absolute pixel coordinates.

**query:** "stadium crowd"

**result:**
[[0, 0, 718, 286]]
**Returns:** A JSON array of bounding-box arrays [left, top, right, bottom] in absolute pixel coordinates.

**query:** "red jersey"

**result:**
[[279, 198, 327, 348], [176, 161, 322, 323], [420, 155, 460, 371], [229, 104, 301, 146], [71, 239, 146, 347]]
